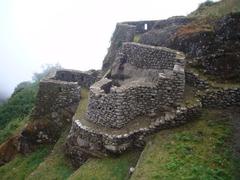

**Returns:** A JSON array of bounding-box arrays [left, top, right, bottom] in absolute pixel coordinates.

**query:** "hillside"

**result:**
[[189, 0, 240, 18], [0, 82, 38, 144], [0, 0, 240, 180]]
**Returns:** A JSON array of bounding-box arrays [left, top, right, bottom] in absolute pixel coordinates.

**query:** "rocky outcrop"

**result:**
[[137, 13, 240, 81], [139, 16, 194, 47], [176, 14, 240, 81], [102, 23, 136, 73]]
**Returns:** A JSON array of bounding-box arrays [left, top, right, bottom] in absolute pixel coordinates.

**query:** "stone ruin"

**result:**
[[87, 42, 185, 129], [27, 20, 187, 166], [32, 69, 100, 119], [65, 21, 186, 164], [21, 69, 100, 146], [2, 14, 240, 167]]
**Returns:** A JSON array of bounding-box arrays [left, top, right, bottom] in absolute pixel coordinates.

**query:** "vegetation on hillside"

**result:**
[[0, 83, 38, 129], [0, 145, 52, 180], [0, 1, 240, 180], [0, 116, 29, 144], [69, 150, 141, 180], [131, 109, 240, 180], [0, 64, 62, 143], [189, 0, 240, 19], [26, 127, 74, 180]]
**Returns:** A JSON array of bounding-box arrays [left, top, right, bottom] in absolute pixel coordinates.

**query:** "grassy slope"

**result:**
[[0, 83, 37, 129], [0, 145, 52, 180], [0, 116, 29, 144], [0, 83, 38, 144], [26, 127, 74, 180], [69, 150, 141, 180], [25, 88, 89, 180], [189, 0, 240, 19], [131, 109, 239, 180]]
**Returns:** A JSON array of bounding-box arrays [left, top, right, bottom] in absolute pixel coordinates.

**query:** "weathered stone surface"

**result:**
[[55, 69, 100, 88], [201, 88, 240, 108], [88, 42, 186, 129], [140, 16, 193, 47], [62, 14, 240, 168], [102, 23, 136, 73], [32, 79, 81, 118]]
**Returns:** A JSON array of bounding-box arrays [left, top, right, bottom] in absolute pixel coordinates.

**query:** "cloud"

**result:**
[[0, 0, 209, 97]]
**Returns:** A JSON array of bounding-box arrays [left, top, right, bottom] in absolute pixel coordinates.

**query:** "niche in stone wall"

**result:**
[[144, 23, 148, 30], [72, 74, 75, 81], [59, 87, 62, 92], [61, 73, 64, 79]]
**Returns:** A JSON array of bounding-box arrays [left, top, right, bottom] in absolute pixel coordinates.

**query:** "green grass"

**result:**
[[74, 88, 89, 119], [0, 145, 52, 180], [26, 127, 74, 180], [189, 0, 240, 19], [25, 88, 88, 180], [0, 83, 38, 129], [131, 109, 239, 180], [68, 150, 141, 180], [133, 35, 141, 43], [0, 116, 29, 144]]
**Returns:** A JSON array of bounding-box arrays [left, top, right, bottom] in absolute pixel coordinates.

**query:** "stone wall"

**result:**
[[32, 79, 81, 117], [201, 88, 240, 108], [55, 69, 99, 88], [87, 43, 186, 129], [185, 70, 209, 90], [65, 101, 202, 167], [139, 16, 193, 47], [122, 42, 185, 70], [122, 20, 157, 34], [102, 23, 136, 73]]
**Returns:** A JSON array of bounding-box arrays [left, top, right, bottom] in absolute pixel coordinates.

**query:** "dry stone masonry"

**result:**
[[86, 42, 185, 129], [63, 17, 240, 167], [55, 69, 100, 88], [33, 79, 81, 118], [32, 68, 100, 120], [65, 32, 187, 166], [25, 69, 98, 147], [3, 13, 240, 168]]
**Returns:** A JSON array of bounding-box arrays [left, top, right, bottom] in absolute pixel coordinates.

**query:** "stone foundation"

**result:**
[[65, 101, 202, 167]]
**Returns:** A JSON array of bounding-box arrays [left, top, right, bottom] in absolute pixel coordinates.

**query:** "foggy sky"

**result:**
[[0, 0, 216, 98]]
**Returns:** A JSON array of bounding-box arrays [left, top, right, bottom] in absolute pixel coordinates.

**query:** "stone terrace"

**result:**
[[66, 42, 186, 158]]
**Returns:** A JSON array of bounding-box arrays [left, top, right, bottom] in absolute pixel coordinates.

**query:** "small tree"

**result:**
[[32, 63, 62, 82]]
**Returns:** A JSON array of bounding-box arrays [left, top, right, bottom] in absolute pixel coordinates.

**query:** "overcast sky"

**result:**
[[0, 0, 218, 98]]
